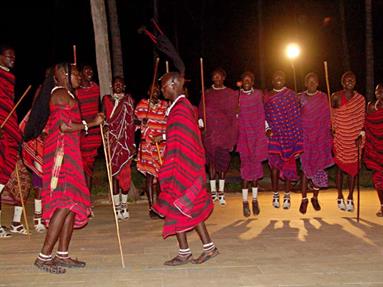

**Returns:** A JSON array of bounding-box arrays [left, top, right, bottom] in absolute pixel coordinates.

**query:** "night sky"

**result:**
[[2, 0, 383, 117]]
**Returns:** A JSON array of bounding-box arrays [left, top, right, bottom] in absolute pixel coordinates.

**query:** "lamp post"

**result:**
[[285, 43, 301, 92]]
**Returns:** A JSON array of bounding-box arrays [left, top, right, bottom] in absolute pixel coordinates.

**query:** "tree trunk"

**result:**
[[107, 0, 124, 78], [339, 0, 351, 71], [90, 0, 113, 99], [365, 0, 374, 102], [257, 0, 265, 88]]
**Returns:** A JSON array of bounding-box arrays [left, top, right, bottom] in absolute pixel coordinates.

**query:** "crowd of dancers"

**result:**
[[0, 43, 382, 273]]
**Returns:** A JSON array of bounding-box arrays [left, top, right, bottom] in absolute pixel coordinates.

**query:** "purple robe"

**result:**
[[300, 91, 334, 187], [199, 87, 238, 173], [264, 88, 303, 180], [237, 89, 268, 181]]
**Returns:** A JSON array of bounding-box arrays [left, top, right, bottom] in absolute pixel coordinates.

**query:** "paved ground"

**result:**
[[1, 188, 383, 287]]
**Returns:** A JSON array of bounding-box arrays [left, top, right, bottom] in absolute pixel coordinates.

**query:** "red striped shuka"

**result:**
[[332, 91, 365, 176], [152, 96, 214, 239], [364, 105, 383, 191], [103, 93, 135, 192], [41, 88, 91, 228], [76, 82, 102, 177], [0, 67, 21, 185], [134, 98, 168, 177]]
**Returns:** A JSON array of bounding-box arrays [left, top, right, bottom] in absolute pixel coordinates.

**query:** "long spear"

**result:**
[[200, 58, 207, 131], [100, 124, 125, 268], [1, 85, 32, 129], [323, 61, 333, 124], [15, 163, 31, 236]]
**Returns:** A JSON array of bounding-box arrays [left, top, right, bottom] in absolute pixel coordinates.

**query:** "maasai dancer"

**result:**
[[264, 70, 303, 209], [298, 72, 334, 214], [331, 71, 365, 212], [237, 71, 267, 217], [103, 76, 135, 221], [364, 83, 383, 217], [153, 72, 218, 266], [198, 68, 238, 205], [20, 109, 46, 232], [28, 63, 104, 273], [77, 65, 102, 192], [0, 45, 24, 238], [135, 84, 168, 218]]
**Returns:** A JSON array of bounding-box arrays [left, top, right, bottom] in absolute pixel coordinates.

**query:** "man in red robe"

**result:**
[[77, 65, 102, 191], [0, 45, 24, 238], [332, 71, 365, 212], [153, 72, 218, 266], [198, 68, 238, 206], [135, 84, 168, 217], [103, 76, 135, 221]]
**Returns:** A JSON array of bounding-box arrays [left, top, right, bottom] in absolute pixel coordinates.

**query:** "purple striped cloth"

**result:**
[[199, 87, 238, 172], [264, 88, 303, 180], [300, 91, 334, 187], [237, 89, 268, 181]]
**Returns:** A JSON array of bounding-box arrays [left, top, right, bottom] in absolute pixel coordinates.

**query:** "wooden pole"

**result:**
[[146, 57, 160, 120], [165, 61, 169, 73], [323, 61, 333, 123], [357, 140, 361, 222], [200, 58, 207, 130], [15, 164, 31, 236], [1, 85, 32, 129], [73, 45, 77, 66], [155, 142, 163, 165], [100, 124, 125, 268]]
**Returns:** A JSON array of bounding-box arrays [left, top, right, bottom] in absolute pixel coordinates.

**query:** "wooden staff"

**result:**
[[100, 124, 126, 268], [357, 139, 361, 222], [15, 164, 31, 236], [323, 61, 333, 123], [200, 58, 207, 130], [145, 57, 160, 119], [155, 142, 163, 165], [165, 61, 169, 73], [1, 85, 32, 129], [73, 45, 77, 66]]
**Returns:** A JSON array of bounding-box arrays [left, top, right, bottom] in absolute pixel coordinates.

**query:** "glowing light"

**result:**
[[286, 43, 301, 60]]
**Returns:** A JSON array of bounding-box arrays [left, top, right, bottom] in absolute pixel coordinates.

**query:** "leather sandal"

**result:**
[[34, 258, 66, 274], [299, 198, 309, 214], [252, 199, 260, 215], [53, 256, 86, 268], [191, 247, 219, 264], [311, 197, 321, 211], [164, 254, 192, 266], [242, 201, 250, 217]]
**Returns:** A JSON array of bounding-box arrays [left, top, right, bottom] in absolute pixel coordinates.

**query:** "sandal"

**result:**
[[34, 217, 46, 233], [299, 198, 309, 214], [34, 258, 66, 274], [191, 247, 219, 264], [283, 195, 291, 210], [0, 226, 11, 238], [53, 256, 86, 268], [242, 201, 250, 217], [272, 193, 280, 208], [252, 199, 260, 215], [164, 254, 192, 266], [311, 197, 321, 211], [10, 223, 29, 235]]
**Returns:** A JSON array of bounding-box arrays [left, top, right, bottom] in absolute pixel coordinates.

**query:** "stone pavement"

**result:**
[[1, 188, 383, 287]]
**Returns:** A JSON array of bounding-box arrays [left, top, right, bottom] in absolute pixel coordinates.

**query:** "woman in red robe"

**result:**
[[25, 63, 104, 274]]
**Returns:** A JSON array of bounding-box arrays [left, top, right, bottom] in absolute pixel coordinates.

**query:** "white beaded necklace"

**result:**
[[272, 87, 286, 93], [241, 88, 254, 94], [305, 90, 318, 96], [211, 85, 226, 90]]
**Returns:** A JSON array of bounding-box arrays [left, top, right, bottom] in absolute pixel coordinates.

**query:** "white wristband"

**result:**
[[162, 134, 166, 141], [82, 120, 89, 135], [198, 118, 204, 128]]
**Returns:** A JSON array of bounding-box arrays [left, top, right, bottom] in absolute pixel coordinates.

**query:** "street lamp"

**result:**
[[285, 43, 301, 92]]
